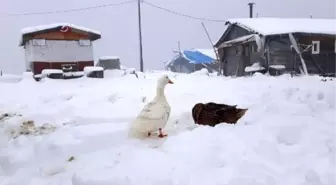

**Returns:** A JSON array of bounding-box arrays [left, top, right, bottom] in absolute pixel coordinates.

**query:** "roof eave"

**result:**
[[19, 27, 102, 47], [223, 20, 336, 38], [217, 34, 257, 48], [214, 21, 232, 47]]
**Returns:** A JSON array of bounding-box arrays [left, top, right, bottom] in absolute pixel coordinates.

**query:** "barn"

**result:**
[[19, 23, 101, 77], [214, 18, 336, 77], [165, 48, 219, 73]]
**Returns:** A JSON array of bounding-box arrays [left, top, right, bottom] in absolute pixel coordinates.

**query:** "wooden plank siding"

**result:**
[[219, 25, 267, 76], [219, 25, 252, 76], [31, 31, 90, 41], [217, 24, 336, 76], [267, 38, 293, 70], [266, 34, 336, 75]]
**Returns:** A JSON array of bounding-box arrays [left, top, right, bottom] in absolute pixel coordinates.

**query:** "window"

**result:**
[[32, 39, 46, 46], [78, 39, 91, 46], [312, 40, 320, 54]]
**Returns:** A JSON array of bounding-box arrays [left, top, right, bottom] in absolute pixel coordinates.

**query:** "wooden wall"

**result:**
[[267, 38, 293, 69], [267, 34, 336, 75], [218, 27, 336, 76], [32, 61, 94, 75], [32, 31, 90, 41], [219, 25, 266, 76], [24, 40, 94, 64]]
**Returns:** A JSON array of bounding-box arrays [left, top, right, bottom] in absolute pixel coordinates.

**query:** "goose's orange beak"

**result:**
[[168, 79, 174, 84]]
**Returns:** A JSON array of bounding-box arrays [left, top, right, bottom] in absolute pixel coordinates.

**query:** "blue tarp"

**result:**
[[183, 50, 215, 64]]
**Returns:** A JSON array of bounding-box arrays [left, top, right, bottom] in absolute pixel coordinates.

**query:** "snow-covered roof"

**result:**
[[165, 48, 218, 67], [20, 23, 101, 46], [21, 22, 101, 35], [218, 34, 256, 48], [183, 49, 217, 64], [226, 18, 336, 36], [84, 66, 104, 74], [192, 48, 218, 60], [99, 56, 120, 60]]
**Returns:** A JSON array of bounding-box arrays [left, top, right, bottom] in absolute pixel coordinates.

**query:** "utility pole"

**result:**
[[137, 0, 144, 72]]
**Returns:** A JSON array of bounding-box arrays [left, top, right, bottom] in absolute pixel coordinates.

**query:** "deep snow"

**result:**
[[0, 70, 335, 185]]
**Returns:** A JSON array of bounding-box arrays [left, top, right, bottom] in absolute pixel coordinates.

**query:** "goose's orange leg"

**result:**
[[158, 128, 167, 138]]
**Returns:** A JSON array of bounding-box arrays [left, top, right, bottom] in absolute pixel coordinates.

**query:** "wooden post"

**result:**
[[201, 22, 221, 75]]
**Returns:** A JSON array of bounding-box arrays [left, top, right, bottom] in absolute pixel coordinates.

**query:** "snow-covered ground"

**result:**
[[0, 70, 335, 185]]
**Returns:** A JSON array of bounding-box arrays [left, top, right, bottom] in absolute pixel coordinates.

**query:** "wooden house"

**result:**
[[166, 49, 219, 73], [19, 23, 101, 76], [214, 18, 336, 77]]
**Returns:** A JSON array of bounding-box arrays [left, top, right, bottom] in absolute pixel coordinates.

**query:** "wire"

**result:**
[[5, 0, 136, 16], [142, 1, 226, 22], [4, 0, 226, 23]]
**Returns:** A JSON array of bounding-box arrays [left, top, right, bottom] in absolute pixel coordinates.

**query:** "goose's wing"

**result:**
[[137, 101, 167, 120]]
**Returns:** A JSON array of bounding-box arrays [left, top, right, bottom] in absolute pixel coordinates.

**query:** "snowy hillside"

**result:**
[[0, 71, 335, 185]]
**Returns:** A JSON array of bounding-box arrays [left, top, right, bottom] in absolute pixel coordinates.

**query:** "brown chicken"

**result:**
[[192, 102, 248, 126]]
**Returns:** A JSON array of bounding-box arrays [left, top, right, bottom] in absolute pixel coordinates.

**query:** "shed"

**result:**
[[19, 23, 101, 76], [166, 48, 219, 73], [96, 56, 121, 70], [214, 18, 336, 77]]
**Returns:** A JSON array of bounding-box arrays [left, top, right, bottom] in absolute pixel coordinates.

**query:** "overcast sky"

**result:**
[[1, 0, 335, 74]]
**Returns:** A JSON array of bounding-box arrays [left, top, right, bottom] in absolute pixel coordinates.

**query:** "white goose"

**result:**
[[129, 75, 174, 139]]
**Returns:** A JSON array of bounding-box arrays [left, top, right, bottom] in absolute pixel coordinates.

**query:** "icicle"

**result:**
[[254, 34, 265, 59], [288, 33, 308, 75]]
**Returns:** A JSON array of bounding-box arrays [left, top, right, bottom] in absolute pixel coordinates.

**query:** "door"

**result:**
[[241, 44, 250, 75]]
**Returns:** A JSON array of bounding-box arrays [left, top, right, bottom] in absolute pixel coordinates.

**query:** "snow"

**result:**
[[83, 66, 104, 74], [21, 23, 101, 36], [0, 74, 22, 83], [64, 71, 84, 76], [0, 71, 335, 185], [99, 56, 120, 60], [245, 62, 265, 72], [41, 69, 63, 75], [190, 68, 210, 76], [269, 65, 286, 70], [226, 18, 336, 36], [120, 65, 127, 70]]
